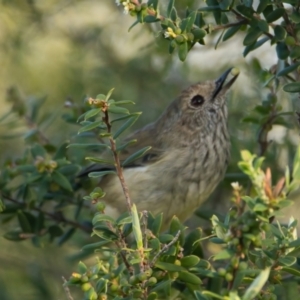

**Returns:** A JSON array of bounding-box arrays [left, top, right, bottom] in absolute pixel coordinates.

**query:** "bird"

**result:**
[[79, 68, 239, 227]]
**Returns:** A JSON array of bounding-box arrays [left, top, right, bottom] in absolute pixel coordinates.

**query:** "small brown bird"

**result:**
[[81, 68, 239, 227]]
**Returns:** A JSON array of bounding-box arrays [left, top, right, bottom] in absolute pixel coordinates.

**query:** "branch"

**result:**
[[62, 276, 74, 300], [150, 230, 181, 267], [2, 194, 92, 233], [103, 110, 133, 212]]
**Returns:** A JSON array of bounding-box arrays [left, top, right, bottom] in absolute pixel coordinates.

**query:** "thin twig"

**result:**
[[103, 110, 133, 212], [2, 194, 92, 233], [212, 19, 248, 31], [62, 276, 74, 300], [142, 211, 148, 250], [150, 230, 181, 267]]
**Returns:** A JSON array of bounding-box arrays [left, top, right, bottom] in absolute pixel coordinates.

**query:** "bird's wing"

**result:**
[[77, 122, 163, 177]]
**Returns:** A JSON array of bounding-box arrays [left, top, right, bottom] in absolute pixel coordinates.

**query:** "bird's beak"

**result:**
[[212, 68, 239, 99]]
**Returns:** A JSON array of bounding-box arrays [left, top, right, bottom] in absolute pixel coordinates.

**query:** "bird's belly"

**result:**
[[101, 156, 226, 226]]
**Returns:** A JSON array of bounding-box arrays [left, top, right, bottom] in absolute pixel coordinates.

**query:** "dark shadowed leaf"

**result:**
[[58, 228, 76, 246], [88, 170, 116, 178], [84, 108, 101, 120], [78, 121, 105, 133], [122, 146, 151, 167], [113, 113, 141, 139], [283, 82, 300, 93], [52, 171, 73, 191], [178, 271, 202, 285]]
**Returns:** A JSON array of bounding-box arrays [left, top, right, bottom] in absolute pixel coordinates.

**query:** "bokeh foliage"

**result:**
[[0, 0, 300, 299]]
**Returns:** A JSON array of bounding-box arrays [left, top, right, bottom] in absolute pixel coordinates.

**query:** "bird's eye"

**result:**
[[190, 95, 205, 107]]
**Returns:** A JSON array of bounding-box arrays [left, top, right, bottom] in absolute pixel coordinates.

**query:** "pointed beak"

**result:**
[[212, 68, 239, 99]]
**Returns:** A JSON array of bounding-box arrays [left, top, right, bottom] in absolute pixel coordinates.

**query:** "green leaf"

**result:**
[[105, 88, 114, 101], [195, 11, 205, 28], [85, 157, 113, 164], [122, 146, 151, 167], [219, 0, 231, 10], [192, 28, 206, 40], [131, 204, 143, 249], [84, 108, 101, 120], [117, 215, 132, 226], [113, 113, 141, 139], [186, 11, 197, 32], [111, 113, 141, 124], [93, 225, 118, 241], [67, 143, 109, 150], [147, 0, 158, 10], [288, 238, 300, 248], [282, 267, 300, 277], [253, 203, 268, 212], [150, 279, 172, 293], [150, 213, 163, 236], [52, 171, 73, 191], [290, 11, 300, 23], [128, 19, 139, 32], [178, 271, 202, 285], [88, 170, 116, 178], [48, 225, 63, 238], [265, 8, 285, 23], [78, 261, 88, 274], [108, 105, 129, 114], [81, 240, 110, 251], [116, 139, 137, 152], [243, 37, 269, 56], [58, 228, 76, 246], [257, 19, 269, 32], [96, 94, 106, 100], [78, 121, 105, 133], [59, 164, 81, 176], [277, 62, 300, 77], [242, 268, 270, 300], [3, 230, 23, 241], [194, 291, 209, 300], [236, 4, 254, 18], [290, 45, 300, 59], [213, 249, 233, 260], [17, 210, 32, 233], [223, 25, 241, 41], [278, 256, 297, 267], [283, 82, 300, 93], [243, 29, 262, 46], [169, 215, 185, 245], [178, 41, 188, 61], [154, 261, 185, 272], [256, 0, 270, 14], [215, 29, 225, 49], [113, 100, 135, 105], [93, 213, 116, 225], [180, 255, 200, 268], [167, 0, 175, 18], [274, 25, 286, 41], [31, 144, 46, 158]]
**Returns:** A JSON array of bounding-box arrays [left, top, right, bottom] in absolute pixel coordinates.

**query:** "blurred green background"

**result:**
[[0, 0, 299, 299]]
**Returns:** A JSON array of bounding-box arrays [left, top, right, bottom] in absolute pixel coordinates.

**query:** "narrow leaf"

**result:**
[[84, 108, 101, 120], [113, 113, 141, 139], [122, 146, 152, 167], [78, 121, 105, 133], [88, 170, 116, 178], [242, 268, 270, 300], [52, 171, 73, 191]]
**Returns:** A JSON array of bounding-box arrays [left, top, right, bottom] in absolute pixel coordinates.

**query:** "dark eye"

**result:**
[[190, 95, 205, 107]]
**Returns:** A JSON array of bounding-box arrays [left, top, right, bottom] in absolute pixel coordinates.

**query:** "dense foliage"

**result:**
[[1, 0, 300, 299]]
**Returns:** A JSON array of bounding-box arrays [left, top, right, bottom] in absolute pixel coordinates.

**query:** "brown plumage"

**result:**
[[80, 68, 239, 227]]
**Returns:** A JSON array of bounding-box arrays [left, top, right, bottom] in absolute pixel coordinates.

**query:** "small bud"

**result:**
[[231, 68, 240, 77], [225, 273, 233, 282]]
